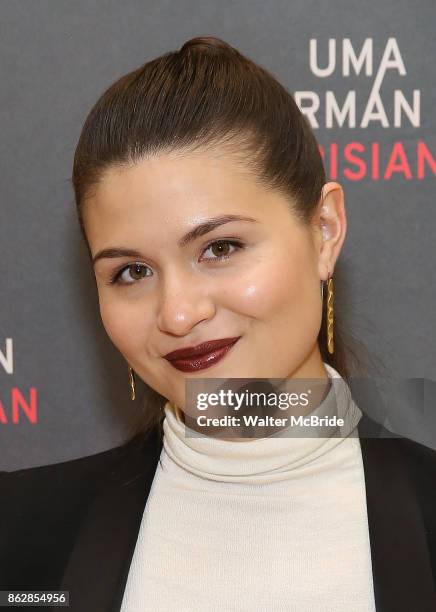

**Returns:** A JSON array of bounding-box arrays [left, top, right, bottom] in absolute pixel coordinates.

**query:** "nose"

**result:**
[[156, 267, 216, 336]]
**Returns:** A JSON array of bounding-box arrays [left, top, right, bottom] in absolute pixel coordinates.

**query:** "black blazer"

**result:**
[[1, 411, 435, 612]]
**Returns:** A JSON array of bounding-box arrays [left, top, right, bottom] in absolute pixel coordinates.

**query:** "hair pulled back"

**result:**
[[72, 36, 360, 438]]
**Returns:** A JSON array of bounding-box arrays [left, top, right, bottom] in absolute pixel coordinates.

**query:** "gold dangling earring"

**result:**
[[169, 401, 184, 423], [128, 365, 136, 401], [326, 273, 334, 354]]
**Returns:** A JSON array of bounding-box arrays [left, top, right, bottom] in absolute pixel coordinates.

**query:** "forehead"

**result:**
[[82, 150, 295, 246], [89, 151, 261, 209]]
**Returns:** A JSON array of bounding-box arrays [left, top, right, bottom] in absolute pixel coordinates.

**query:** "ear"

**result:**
[[312, 182, 347, 281]]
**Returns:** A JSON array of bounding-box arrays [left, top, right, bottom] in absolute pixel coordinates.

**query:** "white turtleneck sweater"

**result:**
[[120, 364, 376, 611]]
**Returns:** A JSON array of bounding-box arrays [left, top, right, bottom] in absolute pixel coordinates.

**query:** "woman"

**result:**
[[1, 36, 435, 612]]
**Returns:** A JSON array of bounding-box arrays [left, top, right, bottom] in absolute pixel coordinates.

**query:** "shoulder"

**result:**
[[360, 413, 436, 483], [0, 431, 161, 590], [395, 434, 436, 501], [360, 422, 436, 536], [374, 425, 436, 478], [359, 411, 436, 466], [359, 411, 435, 513], [0, 434, 138, 490], [393, 435, 436, 572], [0, 434, 141, 535], [0, 426, 163, 518]]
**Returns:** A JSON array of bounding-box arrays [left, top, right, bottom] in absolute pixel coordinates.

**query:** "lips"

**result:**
[[164, 337, 241, 360], [164, 337, 240, 372]]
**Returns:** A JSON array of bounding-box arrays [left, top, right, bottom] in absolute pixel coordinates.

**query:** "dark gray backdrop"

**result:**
[[1, 0, 435, 469]]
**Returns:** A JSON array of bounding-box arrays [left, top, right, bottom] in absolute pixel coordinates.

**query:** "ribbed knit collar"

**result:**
[[161, 363, 362, 483]]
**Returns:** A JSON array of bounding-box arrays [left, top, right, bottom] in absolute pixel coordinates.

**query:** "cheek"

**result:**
[[98, 294, 151, 357], [219, 245, 321, 346]]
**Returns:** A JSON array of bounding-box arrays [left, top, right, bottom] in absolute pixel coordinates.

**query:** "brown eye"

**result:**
[[110, 263, 151, 285], [210, 241, 231, 257], [202, 239, 243, 262], [129, 264, 148, 280]]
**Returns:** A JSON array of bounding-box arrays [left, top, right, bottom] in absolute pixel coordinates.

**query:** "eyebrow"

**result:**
[[91, 214, 259, 267]]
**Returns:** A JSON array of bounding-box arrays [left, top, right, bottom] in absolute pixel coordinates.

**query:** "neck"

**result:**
[[171, 345, 333, 442]]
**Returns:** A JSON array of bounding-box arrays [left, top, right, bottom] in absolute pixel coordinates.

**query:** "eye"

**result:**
[[108, 239, 245, 286], [200, 239, 244, 262], [109, 263, 151, 285]]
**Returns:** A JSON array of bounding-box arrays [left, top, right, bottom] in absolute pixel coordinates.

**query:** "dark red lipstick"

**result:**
[[163, 337, 240, 372]]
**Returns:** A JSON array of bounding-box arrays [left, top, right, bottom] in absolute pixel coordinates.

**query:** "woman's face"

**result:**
[[84, 148, 346, 411]]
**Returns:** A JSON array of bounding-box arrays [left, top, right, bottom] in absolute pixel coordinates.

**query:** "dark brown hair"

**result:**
[[72, 35, 369, 440]]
